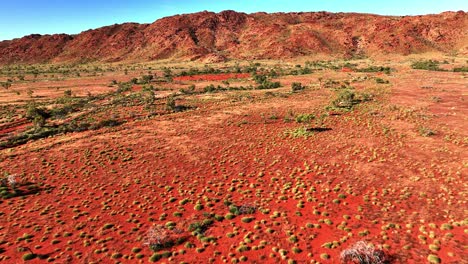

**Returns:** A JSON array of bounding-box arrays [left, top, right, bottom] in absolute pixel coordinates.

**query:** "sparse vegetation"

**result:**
[[25, 103, 50, 128], [356, 66, 392, 74], [0, 57, 464, 264], [253, 73, 281, 89], [452, 66, 468, 72], [418, 126, 436, 137], [411, 60, 445, 71], [291, 82, 305, 92]]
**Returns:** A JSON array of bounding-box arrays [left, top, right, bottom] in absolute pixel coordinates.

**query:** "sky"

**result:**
[[1, 0, 466, 41]]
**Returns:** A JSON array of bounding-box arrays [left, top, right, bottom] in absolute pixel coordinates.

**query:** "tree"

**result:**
[[163, 67, 173, 82], [141, 75, 154, 84], [64, 89, 72, 97], [26, 103, 50, 128], [27, 89, 34, 98], [32, 69, 39, 78], [291, 82, 305, 92], [166, 95, 176, 111], [1, 81, 11, 89], [144, 90, 155, 111]]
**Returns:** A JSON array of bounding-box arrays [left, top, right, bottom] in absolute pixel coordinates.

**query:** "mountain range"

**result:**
[[0, 10, 466, 64]]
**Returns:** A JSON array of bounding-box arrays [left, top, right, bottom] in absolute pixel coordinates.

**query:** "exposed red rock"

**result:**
[[0, 34, 73, 64], [0, 10, 466, 64]]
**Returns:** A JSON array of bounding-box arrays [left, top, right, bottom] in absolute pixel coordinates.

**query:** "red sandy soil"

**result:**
[[0, 64, 465, 263], [0, 71, 145, 104], [0, 10, 466, 65]]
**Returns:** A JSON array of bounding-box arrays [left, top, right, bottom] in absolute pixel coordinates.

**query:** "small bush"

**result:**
[[331, 90, 357, 109], [25, 103, 50, 128], [453, 66, 468, 72], [257, 81, 281, 90], [253, 73, 281, 89], [144, 225, 186, 252], [418, 127, 436, 137], [229, 204, 257, 215], [375, 78, 389, 84], [117, 82, 132, 93], [140, 75, 154, 84], [166, 95, 176, 111], [188, 219, 214, 235], [295, 113, 315, 124], [180, 85, 195, 94], [63, 89, 72, 97], [340, 241, 390, 264], [356, 66, 391, 74], [204, 84, 216, 93], [291, 82, 305, 92], [411, 60, 444, 71], [284, 127, 314, 138]]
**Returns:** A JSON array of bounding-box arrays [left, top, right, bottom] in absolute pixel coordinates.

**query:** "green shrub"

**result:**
[[375, 78, 389, 84], [284, 127, 314, 138], [411, 60, 444, 71], [229, 205, 240, 215], [253, 73, 281, 89], [117, 82, 132, 93], [356, 66, 391, 74], [418, 127, 436, 137], [203, 84, 216, 93], [25, 103, 50, 128], [257, 81, 281, 90], [140, 75, 154, 84], [180, 85, 196, 94], [331, 90, 356, 109], [166, 95, 176, 111], [188, 219, 214, 235], [291, 82, 305, 92], [295, 114, 315, 124], [453, 66, 468, 72], [63, 89, 72, 97]]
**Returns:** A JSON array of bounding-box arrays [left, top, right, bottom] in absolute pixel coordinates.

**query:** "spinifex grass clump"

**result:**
[[340, 241, 390, 264]]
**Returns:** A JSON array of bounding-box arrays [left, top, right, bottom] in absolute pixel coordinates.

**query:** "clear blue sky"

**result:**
[[1, 0, 466, 41]]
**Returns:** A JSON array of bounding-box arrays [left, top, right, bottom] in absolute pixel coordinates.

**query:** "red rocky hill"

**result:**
[[0, 10, 466, 64]]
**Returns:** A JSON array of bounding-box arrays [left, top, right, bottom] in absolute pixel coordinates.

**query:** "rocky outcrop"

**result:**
[[0, 10, 466, 64]]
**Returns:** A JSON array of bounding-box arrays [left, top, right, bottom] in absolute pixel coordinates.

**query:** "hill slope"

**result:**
[[0, 10, 467, 64]]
